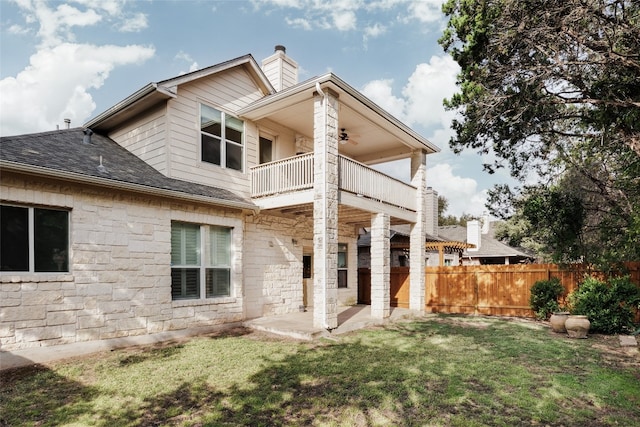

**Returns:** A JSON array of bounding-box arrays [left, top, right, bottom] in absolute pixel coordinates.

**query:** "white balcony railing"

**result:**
[[251, 153, 314, 197], [338, 156, 417, 211], [251, 153, 417, 211]]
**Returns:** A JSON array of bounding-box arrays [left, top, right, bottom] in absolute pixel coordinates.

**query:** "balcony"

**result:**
[[251, 153, 417, 213]]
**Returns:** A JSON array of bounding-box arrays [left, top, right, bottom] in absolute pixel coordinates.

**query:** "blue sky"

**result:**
[[0, 0, 517, 217]]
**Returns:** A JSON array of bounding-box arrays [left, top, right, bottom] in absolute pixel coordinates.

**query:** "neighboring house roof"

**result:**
[[358, 227, 474, 253], [0, 128, 257, 211], [438, 225, 533, 259]]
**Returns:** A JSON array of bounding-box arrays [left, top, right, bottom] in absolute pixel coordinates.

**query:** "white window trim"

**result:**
[[171, 221, 234, 300], [199, 103, 245, 172], [0, 204, 70, 274]]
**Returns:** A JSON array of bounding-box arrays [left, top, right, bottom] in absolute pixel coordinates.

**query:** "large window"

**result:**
[[200, 104, 244, 171], [338, 243, 348, 288], [171, 222, 232, 300], [1, 205, 69, 272]]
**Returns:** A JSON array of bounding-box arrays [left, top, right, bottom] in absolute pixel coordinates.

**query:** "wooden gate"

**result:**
[[358, 267, 410, 308]]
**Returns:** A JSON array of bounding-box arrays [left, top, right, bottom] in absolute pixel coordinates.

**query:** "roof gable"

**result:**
[[85, 54, 274, 132]]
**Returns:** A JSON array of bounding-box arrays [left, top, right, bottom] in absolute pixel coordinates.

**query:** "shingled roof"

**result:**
[[438, 225, 533, 259], [0, 128, 256, 210]]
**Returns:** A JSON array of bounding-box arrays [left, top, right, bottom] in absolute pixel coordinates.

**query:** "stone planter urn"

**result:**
[[565, 315, 590, 338], [549, 312, 570, 333]]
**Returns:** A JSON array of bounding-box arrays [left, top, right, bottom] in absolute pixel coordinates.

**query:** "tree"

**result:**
[[441, 0, 640, 265], [438, 196, 478, 226]]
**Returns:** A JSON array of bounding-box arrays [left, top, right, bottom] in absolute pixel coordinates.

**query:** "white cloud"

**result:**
[[407, 0, 445, 24], [332, 10, 357, 31], [284, 16, 312, 30], [7, 23, 31, 35], [361, 79, 406, 120], [402, 55, 459, 128], [119, 12, 148, 32], [0, 42, 155, 136], [34, 2, 103, 47], [257, 0, 443, 34], [0, 0, 155, 136], [362, 54, 459, 130], [364, 22, 386, 38], [428, 163, 488, 217]]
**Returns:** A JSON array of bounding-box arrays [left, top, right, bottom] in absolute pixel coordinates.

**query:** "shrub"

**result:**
[[529, 277, 564, 320], [568, 276, 640, 334]]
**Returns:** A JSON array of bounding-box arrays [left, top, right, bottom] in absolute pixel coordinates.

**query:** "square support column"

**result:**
[[371, 212, 390, 319], [409, 150, 427, 311], [313, 87, 339, 330]]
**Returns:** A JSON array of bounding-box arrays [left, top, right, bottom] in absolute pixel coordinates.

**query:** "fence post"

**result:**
[[473, 269, 479, 315]]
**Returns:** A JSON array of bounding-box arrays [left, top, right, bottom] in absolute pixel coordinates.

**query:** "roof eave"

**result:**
[[239, 73, 440, 154], [0, 160, 258, 213], [83, 83, 176, 132]]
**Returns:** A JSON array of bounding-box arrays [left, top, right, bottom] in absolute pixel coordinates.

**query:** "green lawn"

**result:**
[[1, 315, 639, 426]]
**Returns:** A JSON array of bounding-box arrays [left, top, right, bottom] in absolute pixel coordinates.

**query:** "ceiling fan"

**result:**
[[339, 128, 358, 145]]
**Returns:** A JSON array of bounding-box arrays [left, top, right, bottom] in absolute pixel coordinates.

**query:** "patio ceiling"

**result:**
[[238, 73, 439, 165]]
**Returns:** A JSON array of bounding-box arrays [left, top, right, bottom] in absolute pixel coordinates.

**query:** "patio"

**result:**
[[243, 305, 419, 340]]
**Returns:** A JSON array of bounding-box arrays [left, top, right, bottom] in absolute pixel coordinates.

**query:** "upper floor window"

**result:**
[[171, 221, 232, 300], [200, 104, 244, 172], [1, 204, 69, 272]]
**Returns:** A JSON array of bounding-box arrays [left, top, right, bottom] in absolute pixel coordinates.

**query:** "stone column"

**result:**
[[313, 87, 339, 329], [370, 212, 390, 319], [409, 150, 427, 311]]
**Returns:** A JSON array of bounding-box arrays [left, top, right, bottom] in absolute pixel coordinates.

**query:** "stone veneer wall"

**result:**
[[0, 174, 244, 351], [1, 174, 360, 351]]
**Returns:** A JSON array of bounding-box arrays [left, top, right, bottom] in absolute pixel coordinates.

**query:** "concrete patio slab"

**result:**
[[243, 305, 421, 340]]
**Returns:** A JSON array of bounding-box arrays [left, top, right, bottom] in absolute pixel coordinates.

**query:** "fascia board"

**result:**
[[159, 55, 275, 95], [83, 83, 175, 131]]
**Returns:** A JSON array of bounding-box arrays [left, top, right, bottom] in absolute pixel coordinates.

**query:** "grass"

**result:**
[[1, 315, 639, 426]]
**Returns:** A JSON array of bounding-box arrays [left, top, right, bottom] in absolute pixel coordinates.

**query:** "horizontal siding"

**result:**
[[109, 105, 167, 173], [164, 67, 266, 195]]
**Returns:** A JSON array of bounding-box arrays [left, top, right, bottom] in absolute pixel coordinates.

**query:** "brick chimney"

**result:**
[[261, 45, 298, 91]]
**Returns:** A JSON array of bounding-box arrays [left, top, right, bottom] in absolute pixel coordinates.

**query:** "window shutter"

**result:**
[[210, 226, 230, 267], [171, 223, 200, 265]]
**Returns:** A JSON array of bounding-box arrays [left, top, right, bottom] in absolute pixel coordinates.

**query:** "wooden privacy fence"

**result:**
[[358, 263, 640, 318]]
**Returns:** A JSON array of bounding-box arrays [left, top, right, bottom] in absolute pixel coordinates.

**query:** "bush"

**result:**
[[529, 277, 564, 320], [568, 276, 640, 334]]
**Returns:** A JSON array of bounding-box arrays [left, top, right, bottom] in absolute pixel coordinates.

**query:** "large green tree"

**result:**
[[440, 0, 640, 265]]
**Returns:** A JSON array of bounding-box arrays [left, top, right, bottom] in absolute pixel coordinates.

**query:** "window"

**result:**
[[338, 243, 348, 288], [259, 136, 273, 164], [200, 104, 244, 171], [171, 222, 232, 300], [1, 205, 69, 272], [303, 255, 311, 279]]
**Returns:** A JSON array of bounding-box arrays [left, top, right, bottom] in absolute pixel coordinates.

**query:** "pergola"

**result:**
[[390, 239, 476, 267], [424, 241, 476, 266]]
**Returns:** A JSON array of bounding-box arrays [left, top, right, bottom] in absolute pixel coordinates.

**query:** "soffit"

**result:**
[[239, 74, 439, 165]]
